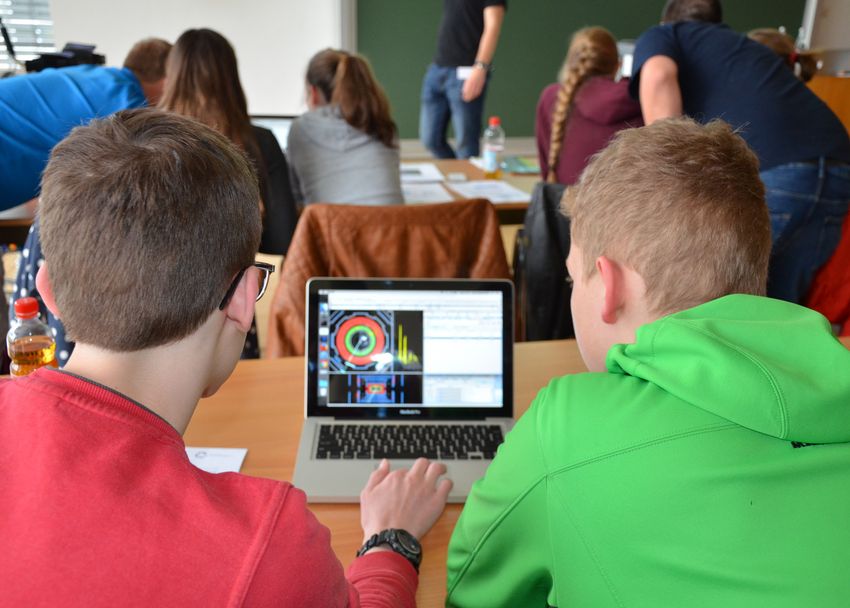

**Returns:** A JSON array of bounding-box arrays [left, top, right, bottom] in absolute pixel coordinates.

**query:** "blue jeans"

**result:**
[[763, 158, 850, 303], [419, 63, 489, 159]]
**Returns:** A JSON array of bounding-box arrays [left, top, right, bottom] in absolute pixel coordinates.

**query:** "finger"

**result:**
[[424, 461, 448, 485], [408, 457, 430, 478], [436, 477, 454, 501], [364, 458, 390, 490]]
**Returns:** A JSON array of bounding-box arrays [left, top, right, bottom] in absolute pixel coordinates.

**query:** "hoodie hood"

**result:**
[[294, 105, 376, 152], [573, 77, 642, 126], [606, 294, 850, 444]]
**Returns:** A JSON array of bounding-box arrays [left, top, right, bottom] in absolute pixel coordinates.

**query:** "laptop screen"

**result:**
[[305, 278, 514, 420]]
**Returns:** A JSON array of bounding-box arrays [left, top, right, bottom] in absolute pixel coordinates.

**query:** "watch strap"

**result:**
[[356, 528, 422, 572]]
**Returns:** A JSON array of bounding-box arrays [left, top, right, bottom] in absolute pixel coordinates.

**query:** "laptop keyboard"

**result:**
[[315, 424, 505, 460]]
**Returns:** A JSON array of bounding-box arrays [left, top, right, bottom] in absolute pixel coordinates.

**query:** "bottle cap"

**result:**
[[488, 116, 501, 126], [14, 297, 39, 320]]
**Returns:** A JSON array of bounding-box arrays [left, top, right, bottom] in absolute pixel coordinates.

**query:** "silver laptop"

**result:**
[[293, 278, 515, 503]]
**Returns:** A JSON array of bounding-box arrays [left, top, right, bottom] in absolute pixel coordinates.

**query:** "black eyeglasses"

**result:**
[[218, 262, 276, 310]]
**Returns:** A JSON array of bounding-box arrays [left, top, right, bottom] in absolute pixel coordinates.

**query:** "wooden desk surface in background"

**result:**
[[183, 339, 584, 607]]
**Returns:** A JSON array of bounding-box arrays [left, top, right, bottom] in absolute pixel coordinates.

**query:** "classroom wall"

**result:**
[[51, 0, 345, 115], [358, 0, 808, 139]]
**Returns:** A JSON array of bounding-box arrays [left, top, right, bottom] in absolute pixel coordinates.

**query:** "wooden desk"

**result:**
[[183, 336, 850, 606], [183, 339, 584, 607]]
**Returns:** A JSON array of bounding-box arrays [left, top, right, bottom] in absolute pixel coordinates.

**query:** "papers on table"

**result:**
[[402, 182, 455, 204], [446, 180, 530, 204], [186, 447, 248, 474], [400, 162, 445, 183]]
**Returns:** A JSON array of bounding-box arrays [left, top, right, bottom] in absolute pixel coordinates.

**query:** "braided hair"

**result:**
[[546, 27, 620, 183]]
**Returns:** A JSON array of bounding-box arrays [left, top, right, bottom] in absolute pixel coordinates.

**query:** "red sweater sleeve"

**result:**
[[241, 483, 418, 607], [347, 551, 418, 608]]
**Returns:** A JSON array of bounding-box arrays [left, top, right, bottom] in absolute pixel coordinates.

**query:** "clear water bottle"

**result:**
[[482, 116, 505, 179], [7, 297, 58, 377]]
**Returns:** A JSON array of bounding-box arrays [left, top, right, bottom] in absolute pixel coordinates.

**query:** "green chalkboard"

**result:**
[[357, 0, 807, 139]]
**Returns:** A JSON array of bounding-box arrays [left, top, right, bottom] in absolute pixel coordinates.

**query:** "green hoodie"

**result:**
[[446, 295, 850, 607]]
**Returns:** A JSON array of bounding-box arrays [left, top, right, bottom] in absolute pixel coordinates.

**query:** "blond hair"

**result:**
[[563, 118, 771, 315], [546, 27, 619, 183], [748, 28, 819, 83]]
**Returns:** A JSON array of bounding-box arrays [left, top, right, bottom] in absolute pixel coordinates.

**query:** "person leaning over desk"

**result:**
[[0, 108, 452, 607], [631, 0, 850, 305]]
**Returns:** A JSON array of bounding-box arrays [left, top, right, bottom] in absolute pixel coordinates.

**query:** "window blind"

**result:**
[[0, 0, 54, 72]]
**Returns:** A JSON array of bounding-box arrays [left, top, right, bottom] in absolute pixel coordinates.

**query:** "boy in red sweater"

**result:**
[[0, 108, 451, 606]]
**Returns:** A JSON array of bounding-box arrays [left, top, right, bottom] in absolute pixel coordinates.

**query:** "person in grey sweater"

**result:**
[[287, 49, 403, 206]]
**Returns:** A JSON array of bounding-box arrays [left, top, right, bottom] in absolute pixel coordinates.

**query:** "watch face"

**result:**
[[395, 530, 421, 556]]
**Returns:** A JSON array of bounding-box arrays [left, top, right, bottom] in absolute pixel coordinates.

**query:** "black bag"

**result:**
[[514, 182, 574, 341]]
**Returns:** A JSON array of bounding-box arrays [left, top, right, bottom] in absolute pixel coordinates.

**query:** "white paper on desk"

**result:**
[[402, 182, 455, 204], [186, 447, 248, 474], [447, 180, 530, 204], [399, 162, 445, 183]]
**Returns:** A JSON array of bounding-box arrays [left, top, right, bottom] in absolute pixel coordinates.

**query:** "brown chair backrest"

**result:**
[[265, 198, 511, 357]]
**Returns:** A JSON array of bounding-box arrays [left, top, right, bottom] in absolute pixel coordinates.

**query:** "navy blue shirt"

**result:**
[[434, 0, 507, 67], [630, 22, 850, 170], [0, 65, 146, 210]]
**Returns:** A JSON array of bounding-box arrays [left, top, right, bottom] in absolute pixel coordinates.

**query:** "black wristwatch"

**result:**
[[356, 528, 422, 572]]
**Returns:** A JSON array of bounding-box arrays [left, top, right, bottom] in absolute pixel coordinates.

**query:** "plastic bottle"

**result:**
[[482, 116, 505, 180], [7, 297, 58, 377]]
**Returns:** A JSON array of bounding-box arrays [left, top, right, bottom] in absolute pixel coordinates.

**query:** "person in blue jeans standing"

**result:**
[[420, 0, 506, 159], [631, 0, 850, 304]]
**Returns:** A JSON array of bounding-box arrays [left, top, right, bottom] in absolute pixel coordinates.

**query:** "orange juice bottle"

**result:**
[[7, 297, 58, 377]]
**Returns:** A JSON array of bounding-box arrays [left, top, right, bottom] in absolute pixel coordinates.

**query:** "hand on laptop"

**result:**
[[360, 458, 453, 542]]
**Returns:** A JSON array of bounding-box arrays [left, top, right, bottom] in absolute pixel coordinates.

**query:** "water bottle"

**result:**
[[482, 116, 505, 180], [7, 297, 58, 377]]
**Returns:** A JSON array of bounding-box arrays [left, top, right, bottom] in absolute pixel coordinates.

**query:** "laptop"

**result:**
[[293, 278, 515, 503]]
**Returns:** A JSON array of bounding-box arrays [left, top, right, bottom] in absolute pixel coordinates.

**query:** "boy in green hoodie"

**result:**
[[446, 118, 850, 607]]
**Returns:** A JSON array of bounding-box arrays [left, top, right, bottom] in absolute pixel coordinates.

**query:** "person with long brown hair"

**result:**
[[535, 27, 642, 185], [159, 28, 297, 257], [286, 48, 403, 205]]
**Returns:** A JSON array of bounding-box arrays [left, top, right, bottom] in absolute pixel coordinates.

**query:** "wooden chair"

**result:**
[[265, 199, 511, 357]]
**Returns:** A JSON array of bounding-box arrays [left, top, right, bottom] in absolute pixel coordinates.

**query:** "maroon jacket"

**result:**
[[536, 77, 643, 185]]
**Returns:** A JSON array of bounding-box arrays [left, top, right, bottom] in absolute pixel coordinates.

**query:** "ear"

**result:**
[[307, 84, 325, 108], [596, 255, 626, 325], [222, 267, 259, 333], [34, 262, 61, 320]]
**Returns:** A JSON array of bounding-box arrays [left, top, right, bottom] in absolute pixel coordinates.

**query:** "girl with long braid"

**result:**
[[535, 27, 643, 185]]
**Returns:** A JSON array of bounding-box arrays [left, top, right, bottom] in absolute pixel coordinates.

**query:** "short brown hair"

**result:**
[[40, 108, 261, 351], [123, 38, 172, 83], [563, 118, 770, 315], [661, 0, 722, 23]]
